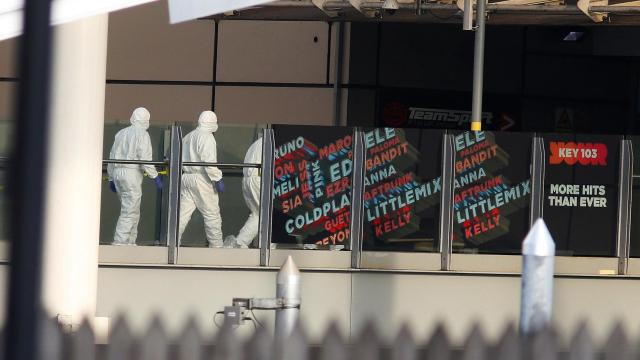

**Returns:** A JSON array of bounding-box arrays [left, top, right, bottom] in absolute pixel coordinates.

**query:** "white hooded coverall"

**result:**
[[178, 111, 224, 247], [233, 137, 262, 248], [108, 107, 158, 245]]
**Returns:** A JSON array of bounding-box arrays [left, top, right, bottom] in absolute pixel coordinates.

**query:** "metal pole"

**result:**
[[165, 124, 182, 264], [350, 128, 366, 269], [470, 0, 486, 132], [259, 128, 275, 266], [6, 0, 53, 359], [439, 133, 455, 270], [616, 139, 632, 275], [520, 218, 555, 336], [275, 255, 301, 339], [333, 22, 345, 126]]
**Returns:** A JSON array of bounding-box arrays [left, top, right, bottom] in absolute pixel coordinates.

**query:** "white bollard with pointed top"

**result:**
[[520, 218, 556, 335], [275, 256, 301, 339]]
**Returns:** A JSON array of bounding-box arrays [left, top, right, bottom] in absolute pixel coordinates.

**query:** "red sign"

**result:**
[[549, 142, 607, 166]]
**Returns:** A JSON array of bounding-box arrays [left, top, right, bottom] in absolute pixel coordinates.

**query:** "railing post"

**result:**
[[529, 136, 545, 225], [616, 139, 632, 275], [259, 128, 275, 266], [439, 133, 455, 271], [350, 128, 366, 269], [165, 124, 182, 265]]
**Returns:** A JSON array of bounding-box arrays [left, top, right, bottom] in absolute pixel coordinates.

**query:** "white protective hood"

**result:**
[[130, 107, 150, 130], [198, 111, 218, 133]]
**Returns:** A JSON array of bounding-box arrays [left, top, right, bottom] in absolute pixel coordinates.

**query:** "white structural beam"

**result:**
[[167, 0, 279, 23], [0, 0, 157, 41], [41, 14, 108, 330]]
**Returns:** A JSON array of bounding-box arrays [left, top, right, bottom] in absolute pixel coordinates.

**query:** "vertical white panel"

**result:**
[[43, 14, 109, 322]]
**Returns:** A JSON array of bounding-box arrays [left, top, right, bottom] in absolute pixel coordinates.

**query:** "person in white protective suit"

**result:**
[[178, 111, 225, 247], [108, 107, 162, 245], [225, 135, 262, 248]]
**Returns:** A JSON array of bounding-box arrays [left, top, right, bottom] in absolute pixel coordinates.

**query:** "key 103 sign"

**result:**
[[549, 142, 608, 166]]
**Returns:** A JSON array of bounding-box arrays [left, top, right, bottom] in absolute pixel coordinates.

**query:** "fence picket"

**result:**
[[392, 324, 417, 360], [178, 317, 203, 360], [212, 322, 242, 360], [495, 323, 519, 360], [0, 328, 3, 360], [107, 316, 134, 360], [353, 321, 381, 360], [275, 321, 308, 360], [531, 327, 557, 360], [140, 316, 168, 360], [319, 322, 348, 360], [569, 322, 593, 360], [18, 312, 640, 360], [244, 323, 272, 360], [604, 323, 632, 360], [38, 315, 63, 360], [461, 324, 486, 360], [71, 320, 95, 360], [425, 324, 451, 360]]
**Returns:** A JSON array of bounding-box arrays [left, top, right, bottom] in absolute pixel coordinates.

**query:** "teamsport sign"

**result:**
[[542, 134, 621, 256], [271, 125, 353, 247]]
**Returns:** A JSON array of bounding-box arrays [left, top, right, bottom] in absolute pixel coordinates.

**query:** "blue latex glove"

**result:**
[[154, 176, 163, 189], [109, 181, 117, 193], [214, 179, 224, 193]]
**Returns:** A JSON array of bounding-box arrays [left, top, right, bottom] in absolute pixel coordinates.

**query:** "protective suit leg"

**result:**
[[235, 176, 260, 247], [178, 176, 198, 243], [113, 169, 143, 245], [192, 176, 223, 247]]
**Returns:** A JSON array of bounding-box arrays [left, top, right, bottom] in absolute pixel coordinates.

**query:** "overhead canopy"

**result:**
[[0, 0, 158, 41]]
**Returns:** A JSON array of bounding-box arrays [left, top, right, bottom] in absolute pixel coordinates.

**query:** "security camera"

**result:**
[[382, 0, 399, 14]]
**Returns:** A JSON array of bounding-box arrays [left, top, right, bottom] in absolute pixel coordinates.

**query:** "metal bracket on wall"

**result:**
[[616, 139, 633, 275], [312, 0, 342, 16], [529, 136, 545, 225], [259, 128, 275, 266], [166, 124, 182, 265], [577, 0, 608, 22], [350, 128, 366, 269], [439, 133, 455, 271], [348, 0, 380, 17]]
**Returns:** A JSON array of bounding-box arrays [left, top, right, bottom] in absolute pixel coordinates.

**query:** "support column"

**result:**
[[41, 14, 108, 322], [470, 0, 486, 131]]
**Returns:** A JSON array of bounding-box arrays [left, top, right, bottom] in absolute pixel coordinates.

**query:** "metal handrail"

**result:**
[[102, 159, 167, 166], [182, 162, 261, 169], [103, 160, 260, 169]]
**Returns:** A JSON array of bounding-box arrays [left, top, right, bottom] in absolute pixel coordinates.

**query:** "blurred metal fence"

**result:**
[[8, 315, 636, 360]]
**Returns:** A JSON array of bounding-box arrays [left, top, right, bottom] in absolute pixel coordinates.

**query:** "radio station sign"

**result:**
[[542, 134, 620, 256]]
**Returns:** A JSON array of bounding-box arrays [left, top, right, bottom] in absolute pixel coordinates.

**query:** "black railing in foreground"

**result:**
[[19, 315, 635, 360]]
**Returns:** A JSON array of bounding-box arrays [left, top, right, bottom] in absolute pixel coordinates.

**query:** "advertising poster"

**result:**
[[362, 128, 442, 252], [542, 134, 620, 256], [452, 131, 532, 254], [271, 125, 353, 248]]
